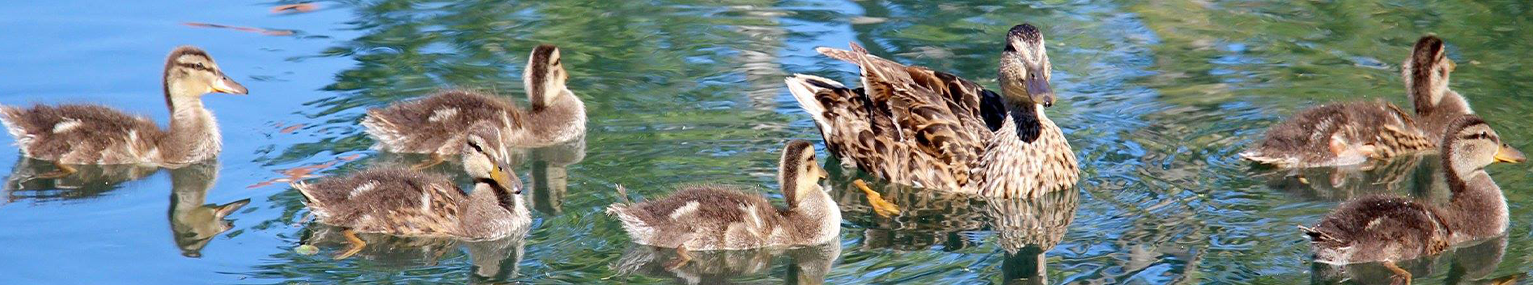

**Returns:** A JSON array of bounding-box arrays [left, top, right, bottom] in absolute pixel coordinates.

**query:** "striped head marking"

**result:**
[[780, 140, 826, 209]]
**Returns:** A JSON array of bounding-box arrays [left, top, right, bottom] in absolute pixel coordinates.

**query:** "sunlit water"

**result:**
[[1, 0, 1531, 284]]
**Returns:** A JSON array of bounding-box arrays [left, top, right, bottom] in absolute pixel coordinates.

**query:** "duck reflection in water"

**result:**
[[612, 242, 841, 285], [835, 171, 1078, 284], [1311, 235, 1521, 285], [522, 135, 584, 216], [5, 157, 158, 203], [167, 162, 249, 257], [1254, 154, 1451, 203], [301, 226, 526, 280]]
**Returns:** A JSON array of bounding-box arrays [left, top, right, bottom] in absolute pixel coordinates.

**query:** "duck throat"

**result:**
[[1441, 156, 1510, 240], [475, 178, 518, 212], [1007, 103, 1043, 143], [160, 90, 221, 165]]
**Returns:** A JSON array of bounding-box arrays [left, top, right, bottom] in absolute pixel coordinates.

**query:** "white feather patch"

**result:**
[[669, 201, 700, 221], [428, 108, 458, 122], [51, 118, 82, 133], [348, 181, 380, 199]]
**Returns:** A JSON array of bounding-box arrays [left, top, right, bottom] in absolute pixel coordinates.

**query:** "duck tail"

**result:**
[[1297, 224, 1334, 243], [614, 184, 632, 205], [785, 74, 846, 139], [360, 109, 405, 151]]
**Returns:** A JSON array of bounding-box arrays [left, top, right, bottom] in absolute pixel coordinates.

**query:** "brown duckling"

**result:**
[[295, 123, 530, 259], [0, 46, 248, 176], [1243, 36, 1469, 168], [362, 44, 586, 169], [606, 140, 841, 269], [1299, 115, 1524, 284], [784, 23, 1078, 199]]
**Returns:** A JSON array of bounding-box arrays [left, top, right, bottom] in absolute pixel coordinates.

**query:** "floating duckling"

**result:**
[[363, 44, 586, 169], [784, 23, 1078, 199], [606, 140, 841, 269], [1299, 115, 1524, 284], [0, 46, 248, 176], [1244, 36, 1471, 168], [294, 123, 530, 259]]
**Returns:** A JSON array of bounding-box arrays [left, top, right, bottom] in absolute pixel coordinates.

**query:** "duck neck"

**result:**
[[515, 90, 585, 145], [1006, 102, 1044, 143], [1442, 158, 1509, 241], [463, 181, 527, 239], [787, 184, 840, 244], [159, 82, 220, 166]]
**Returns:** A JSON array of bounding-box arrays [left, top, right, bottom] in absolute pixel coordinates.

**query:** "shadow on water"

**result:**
[[4, 158, 159, 203]]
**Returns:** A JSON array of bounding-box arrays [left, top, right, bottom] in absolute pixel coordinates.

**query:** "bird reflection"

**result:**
[[612, 242, 841, 285], [521, 135, 585, 216], [832, 172, 1079, 284], [167, 162, 249, 257], [1254, 154, 1450, 203], [301, 225, 527, 280], [1311, 235, 1520, 285], [5, 157, 159, 203]]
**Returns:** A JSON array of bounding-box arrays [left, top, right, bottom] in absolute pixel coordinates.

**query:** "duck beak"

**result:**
[[211, 75, 248, 95], [816, 166, 829, 180], [1494, 144, 1525, 163], [491, 166, 522, 195], [1027, 77, 1055, 107]]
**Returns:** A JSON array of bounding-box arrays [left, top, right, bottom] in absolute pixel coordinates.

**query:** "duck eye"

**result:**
[[194, 63, 208, 70]]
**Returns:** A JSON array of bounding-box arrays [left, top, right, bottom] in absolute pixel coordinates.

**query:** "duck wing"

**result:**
[[294, 167, 468, 236], [1243, 101, 1434, 168], [787, 43, 993, 191]]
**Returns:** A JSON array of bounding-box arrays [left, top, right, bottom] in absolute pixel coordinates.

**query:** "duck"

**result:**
[[605, 140, 841, 269], [0, 46, 248, 176], [1298, 115, 1524, 284], [1242, 36, 1470, 168], [783, 23, 1078, 199], [363, 44, 586, 169], [294, 123, 530, 259]]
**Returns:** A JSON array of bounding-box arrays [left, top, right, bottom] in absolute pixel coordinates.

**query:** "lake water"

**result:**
[[1, 0, 1531, 284]]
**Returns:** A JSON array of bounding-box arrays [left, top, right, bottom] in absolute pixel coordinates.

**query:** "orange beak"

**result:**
[[1495, 144, 1525, 163], [211, 75, 248, 95]]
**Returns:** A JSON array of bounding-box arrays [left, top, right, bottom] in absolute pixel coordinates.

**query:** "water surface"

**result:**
[[1, 0, 1531, 283]]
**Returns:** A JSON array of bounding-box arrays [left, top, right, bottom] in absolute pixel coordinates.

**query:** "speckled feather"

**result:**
[[1301, 195, 1450, 264], [363, 90, 526, 155], [0, 104, 167, 164], [607, 185, 803, 250], [1243, 101, 1434, 168], [787, 44, 1076, 198], [295, 167, 470, 238]]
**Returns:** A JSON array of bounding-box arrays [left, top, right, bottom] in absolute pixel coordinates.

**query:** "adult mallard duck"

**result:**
[[784, 23, 1078, 199], [1243, 36, 1470, 168], [606, 140, 841, 269], [0, 46, 248, 176], [363, 44, 586, 169], [1298, 115, 1524, 284], [295, 123, 530, 259]]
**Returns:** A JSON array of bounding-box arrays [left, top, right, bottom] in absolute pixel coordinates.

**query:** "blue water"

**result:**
[[1, 0, 1531, 284]]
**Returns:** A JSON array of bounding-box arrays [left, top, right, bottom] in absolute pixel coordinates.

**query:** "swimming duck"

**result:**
[[363, 44, 586, 169], [784, 23, 1078, 199], [294, 123, 530, 259], [605, 140, 841, 269], [0, 46, 248, 176], [1242, 36, 1469, 168], [1298, 115, 1524, 284]]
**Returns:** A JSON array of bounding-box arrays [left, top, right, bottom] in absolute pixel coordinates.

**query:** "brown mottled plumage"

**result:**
[[1244, 36, 1471, 168], [1300, 116, 1523, 274], [784, 24, 1077, 198], [605, 140, 841, 251], [0, 46, 248, 167], [295, 124, 529, 250], [363, 44, 586, 155]]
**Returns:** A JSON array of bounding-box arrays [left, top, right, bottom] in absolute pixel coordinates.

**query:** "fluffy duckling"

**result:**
[[1243, 36, 1470, 168], [0, 46, 248, 175], [295, 123, 530, 259], [606, 140, 841, 269], [784, 23, 1078, 199], [363, 44, 586, 169], [1299, 115, 1524, 284]]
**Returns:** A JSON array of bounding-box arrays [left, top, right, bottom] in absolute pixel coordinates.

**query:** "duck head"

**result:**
[[1442, 116, 1524, 182], [524, 44, 570, 110], [462, 123, 523, 197], [998, 24, 1055, 107], [162, 46, 246, 110], [1403, 36, 1467, 116], [779, 140, 828, 209]]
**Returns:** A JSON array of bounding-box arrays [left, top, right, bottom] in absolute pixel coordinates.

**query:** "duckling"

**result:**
[[606, 140, 841, 269], [1243, 36, 1469, 168], [784, 23, 1078, 199], [294, 123, 530, 259], [363, 44, 586, 169], [0, 46, 248, 176], [1298, 115, 1524, 284]]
